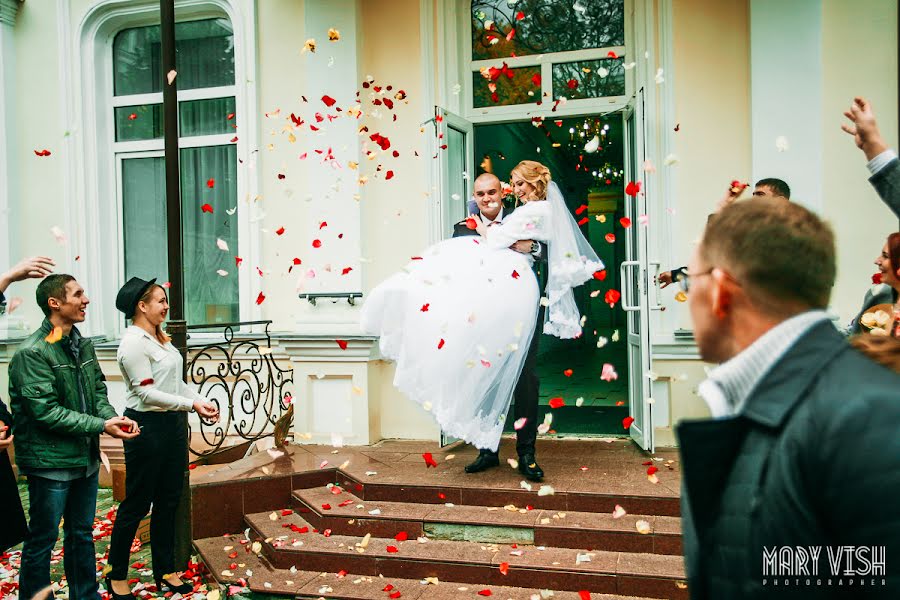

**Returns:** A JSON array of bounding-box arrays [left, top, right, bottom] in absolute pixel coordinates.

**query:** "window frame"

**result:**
[[462, 0, 632, 123], [112, 17, 241, 332], [75, 0, 259, 340]]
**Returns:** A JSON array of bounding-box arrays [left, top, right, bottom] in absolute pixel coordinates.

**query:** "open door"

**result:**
[[621, 91, 655, 452], [435, 107, 475, 240], [435, 106, 473, 446]]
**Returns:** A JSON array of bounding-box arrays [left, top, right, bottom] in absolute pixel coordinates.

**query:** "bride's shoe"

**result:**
[[464, 451, 500, 473]]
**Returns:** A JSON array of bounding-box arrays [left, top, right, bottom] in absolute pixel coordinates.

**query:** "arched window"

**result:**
[[112, 17, 238, 325]]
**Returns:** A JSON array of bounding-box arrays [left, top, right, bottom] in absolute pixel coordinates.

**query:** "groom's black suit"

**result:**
[[453, 207, 547, 457]]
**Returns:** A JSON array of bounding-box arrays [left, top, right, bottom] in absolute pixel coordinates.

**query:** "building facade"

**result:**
[[0, 0, 897, 451]]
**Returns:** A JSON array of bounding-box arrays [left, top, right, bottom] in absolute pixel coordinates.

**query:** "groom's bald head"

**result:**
[[473, 173, 503, 220]]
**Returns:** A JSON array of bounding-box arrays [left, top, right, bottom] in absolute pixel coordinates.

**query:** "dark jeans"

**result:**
[[481, 305, 544, 458], [107, 409, 187, 581], [19, 471, 100, 600]]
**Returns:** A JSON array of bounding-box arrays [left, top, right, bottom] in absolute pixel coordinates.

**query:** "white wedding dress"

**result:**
[[361, 183, 603, 451]]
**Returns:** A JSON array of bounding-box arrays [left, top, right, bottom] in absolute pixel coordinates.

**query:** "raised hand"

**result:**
[[841, 97, 889, 161], [1, 256, 55, 291]]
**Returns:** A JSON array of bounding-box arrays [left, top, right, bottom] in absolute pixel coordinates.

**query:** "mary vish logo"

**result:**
[[762, 546, 886, 588]]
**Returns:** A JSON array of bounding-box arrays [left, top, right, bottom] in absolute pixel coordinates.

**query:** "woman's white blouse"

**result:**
[[117, 325, 204, 412]]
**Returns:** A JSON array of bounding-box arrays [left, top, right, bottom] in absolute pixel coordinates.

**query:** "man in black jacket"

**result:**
[[0, 255, 55, 553], [454, 173, 547, 481], [677, 199, 900, 599]]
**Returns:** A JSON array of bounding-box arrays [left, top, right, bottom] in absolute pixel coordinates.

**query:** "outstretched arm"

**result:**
[[842, 96, 900, 218]]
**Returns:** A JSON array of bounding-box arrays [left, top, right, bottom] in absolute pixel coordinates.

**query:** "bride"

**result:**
[[360, 160, 603, 452]]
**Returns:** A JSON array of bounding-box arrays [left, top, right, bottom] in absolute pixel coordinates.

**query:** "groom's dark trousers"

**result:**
[[453, 215, 546, 456]]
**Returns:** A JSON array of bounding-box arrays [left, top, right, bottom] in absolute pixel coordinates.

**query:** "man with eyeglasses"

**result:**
[[676, 199, 900, 599]]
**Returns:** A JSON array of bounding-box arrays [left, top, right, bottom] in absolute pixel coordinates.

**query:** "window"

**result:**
[[469, 0, 627, 110], [112, 18, 238, 325]]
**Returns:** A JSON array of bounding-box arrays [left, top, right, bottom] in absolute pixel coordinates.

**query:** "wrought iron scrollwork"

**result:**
[[185, 320, 294, 457]]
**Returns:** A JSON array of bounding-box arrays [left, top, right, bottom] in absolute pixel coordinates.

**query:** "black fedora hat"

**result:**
[[116, 277, 157, 317]]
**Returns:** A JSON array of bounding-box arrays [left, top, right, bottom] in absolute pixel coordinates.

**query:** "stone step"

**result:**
[[291, 485, 682, 555], [195, 534, 660, 599], [333, 472, 681, 517], [242, 511, 688, 599]]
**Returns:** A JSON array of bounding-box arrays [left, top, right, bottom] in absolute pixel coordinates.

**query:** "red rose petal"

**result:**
[[321, 95, 337, 107], [593, 270, 607, 281], [465, 217, 478, 230], [548, 397, 565, 409], [577, 217, 589, 226], [206, 178, 215, 188], [623, 416, 635, 429], [422, 452, 438, 468], [619, 217, 632, 228], [292, 258, 302, 265], [200, 203, 213, 214], [575, 204, 588, 215], [563, 369, 573, 377], [499, 562, 509, 575], [605, 233, 616, 243], [625, 181, 641, 197], [579, 592, 592, 600], [873, 272, 883, 285], [386, 545, 399, 553], [341, 267, 353, 275], [336, 339, 348, 350], [395, 532, 408, 542], [255, 292, 266, 305], [604, 289, 621, 307], [437, 338, 445, 349], [385, 170, 395, 180], [420, 303, 430, 312], [512, 270, 520, 279], [312, 239, 322, 248], [478, 591, 492, 597], [275, 226, 285, 235], [647, 466, 659, 475], [139, 378, 154, 386]]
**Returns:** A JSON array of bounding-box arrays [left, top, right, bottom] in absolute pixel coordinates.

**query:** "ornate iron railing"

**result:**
[[184, 320, 294, 458]]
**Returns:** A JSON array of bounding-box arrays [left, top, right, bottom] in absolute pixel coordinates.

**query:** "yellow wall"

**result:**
[[667, 0, 751, 331], [822, 0, 898, 325]]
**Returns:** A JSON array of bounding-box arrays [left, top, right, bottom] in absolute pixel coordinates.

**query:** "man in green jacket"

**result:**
[[9, 274, 138, 600]]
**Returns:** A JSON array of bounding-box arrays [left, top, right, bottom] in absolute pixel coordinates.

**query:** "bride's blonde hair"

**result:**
[[510, 160, 552, 200]]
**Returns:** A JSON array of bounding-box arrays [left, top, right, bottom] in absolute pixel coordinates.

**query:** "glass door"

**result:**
[[435, 107, 475, 239], [621, 90, 654, 452], [435, 106, 473, 446]]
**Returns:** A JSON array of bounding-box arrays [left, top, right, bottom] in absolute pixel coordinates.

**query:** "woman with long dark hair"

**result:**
[[105, 278, 219, 599]]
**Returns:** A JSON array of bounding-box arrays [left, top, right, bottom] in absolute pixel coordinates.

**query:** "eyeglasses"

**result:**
[[679, 268, 714, 293]]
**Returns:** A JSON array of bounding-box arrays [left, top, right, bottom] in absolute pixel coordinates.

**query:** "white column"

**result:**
[[750, 0, 823, 210], [294, 0, 364, 335]]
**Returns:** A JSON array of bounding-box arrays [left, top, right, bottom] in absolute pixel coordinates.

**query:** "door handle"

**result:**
[[619, 260, 640, 312], [648, 260, 663, 311]]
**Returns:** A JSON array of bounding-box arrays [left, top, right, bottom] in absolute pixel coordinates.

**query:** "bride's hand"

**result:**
[[473, 215, 489, 237]]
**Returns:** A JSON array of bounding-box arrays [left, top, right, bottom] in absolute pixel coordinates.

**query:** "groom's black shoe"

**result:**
[[465, 451, 500, 473], [518, 454, 544, 481]]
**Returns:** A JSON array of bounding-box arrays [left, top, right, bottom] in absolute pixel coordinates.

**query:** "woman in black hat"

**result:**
[[105, 278, 219, 599]]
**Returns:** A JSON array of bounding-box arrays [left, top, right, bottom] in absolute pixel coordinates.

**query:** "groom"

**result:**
[[453, 173, 547, 481]]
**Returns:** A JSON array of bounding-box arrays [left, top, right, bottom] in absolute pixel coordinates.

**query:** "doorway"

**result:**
[[473, 113, 630, 436]]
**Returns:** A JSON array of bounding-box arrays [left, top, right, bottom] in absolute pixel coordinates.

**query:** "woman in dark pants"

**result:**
[[105, 278, 218, 598], [0, 256, 55, 553]]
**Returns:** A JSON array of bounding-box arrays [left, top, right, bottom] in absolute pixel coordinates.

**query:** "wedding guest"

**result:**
[[677, 199, 900, 598], [873, 232, 900, 337], [0, 255, 55, 554], [658, 179, 790, 288], [10, 274, 139, 600], [105, 278, 219, 599]]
